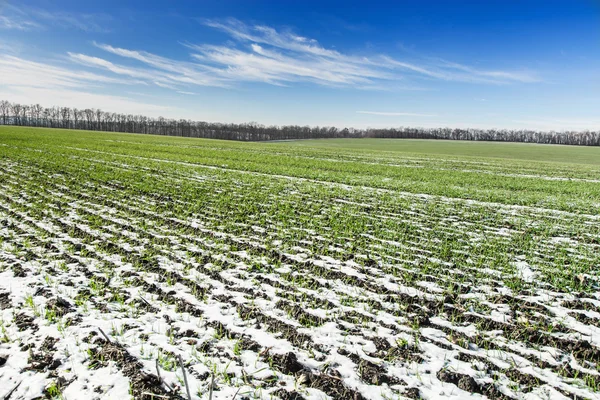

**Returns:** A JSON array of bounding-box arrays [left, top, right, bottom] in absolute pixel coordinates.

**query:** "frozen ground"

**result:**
[[1, 129, 600, 400]]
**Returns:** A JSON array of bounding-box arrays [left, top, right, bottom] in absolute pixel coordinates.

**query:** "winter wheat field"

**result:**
[[2, 126, 600, 400]]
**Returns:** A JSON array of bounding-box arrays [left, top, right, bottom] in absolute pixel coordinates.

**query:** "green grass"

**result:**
[[2, 125, 600, 397], [2, 126, 600, 214], [1, 125, 599, 293], [283, 137, 600, 165]]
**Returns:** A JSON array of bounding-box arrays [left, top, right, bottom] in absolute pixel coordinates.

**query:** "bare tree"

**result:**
[[61, 107, 71, 129], [0, 101, 9, 125], [0, 99, 598, 146]]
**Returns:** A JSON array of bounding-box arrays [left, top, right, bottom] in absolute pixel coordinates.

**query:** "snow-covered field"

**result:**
[[1, 128, 600, 400]]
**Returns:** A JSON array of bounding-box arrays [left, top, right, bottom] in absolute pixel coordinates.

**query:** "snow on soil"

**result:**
[[0, 156, 599, 400]]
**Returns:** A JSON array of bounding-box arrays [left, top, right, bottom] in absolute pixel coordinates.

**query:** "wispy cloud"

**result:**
[[0, 86, 171, 115], [1, 3, 112, 32], [0, 14, 541, 120], [194, 19, 397, 86], [196, 18, 539, 86], [87, 39, 387, 88], [0, 55, 142, 89], [68, 18, 538, 93], [0, 39, 20, 54], [67, 52, 161, 84], [189, 43, 390, 86], [202, 18, 352, 59], [0, 15, 40, 31], [0, 54, 172, 115], [438, 60, 538, 83], [30, 8, 112, 33], [357, 111, 436, 117], [67, 44, 231, 90]]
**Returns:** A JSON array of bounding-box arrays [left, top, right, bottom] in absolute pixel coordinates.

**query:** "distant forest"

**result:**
[[1, 100, 599, 146]]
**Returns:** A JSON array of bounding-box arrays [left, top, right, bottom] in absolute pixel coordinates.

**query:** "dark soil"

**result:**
[[46, 297, 73, 317], [27, 336, 60, 372], [89, 339, 185, 400], [274, 389, 306, 400], [0, 292, 11, 309], [270, 352, 304, 375], [15, 312, 37, 332]]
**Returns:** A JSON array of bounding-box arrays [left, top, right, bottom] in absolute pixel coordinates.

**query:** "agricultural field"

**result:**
[[1, 126, 600, 400]]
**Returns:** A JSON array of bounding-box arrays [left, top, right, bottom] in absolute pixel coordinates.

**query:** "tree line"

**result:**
[[1, 100, 599, 146]]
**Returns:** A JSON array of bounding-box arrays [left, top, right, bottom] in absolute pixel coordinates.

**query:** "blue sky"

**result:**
[[0, 0, 598, 130]]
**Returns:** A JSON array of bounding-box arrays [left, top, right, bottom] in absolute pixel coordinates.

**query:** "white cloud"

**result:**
[[0, 15, 543, 124], [192, 19, 396, 86], [67, 19, 538, 93], [0, 53, 202, 119], [0, 15, 40, 30], [197, 19, 539, 85], [189, 44, 388, 86], [1, 3, 112, 32], [0, 86, 171, 115], [438, 60, 538, 83], [67, 52, 160, 82], [0, 55, 143, 89], [0, 54, 175, 116], [203, 18, 351, 59], [85, 43, 231, 88], [30, 9, 111, 32], [357, 111, 436, 117]]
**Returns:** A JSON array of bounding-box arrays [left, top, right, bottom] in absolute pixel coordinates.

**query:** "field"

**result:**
[[1, 126, 600, 400]]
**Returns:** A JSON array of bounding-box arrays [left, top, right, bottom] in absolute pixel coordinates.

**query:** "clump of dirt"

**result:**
[[388, 345, 425, 363], [0, 292, 11, 309], [437, 369, 482, 394], [237, 337, 261, 352], [403, 387, 422, 399], [368, 339, 424, 364], [196, 341, 212, 354], [34, 286, 52, 298], [15, 312, 37, 332], [213, 294, 233, 303], [134, 298, 158, 313], [341, 349, 405, 386], [358, 359, 401, 385], [171, 328, 200, 339], [46, 297, 73, 317], [0, 354, 8, 367], [436, 368, 511, 399], [11, 264, 27, 277], [458, 375, 479, 393], [371, 336, 391, 351], [27, 336, 60, 372], [89, 339, 184, 399], [504, 368, 539, 393], [307, 372, 365, 400], [274, 389, 306, 400], [270, 352, 304, 375], [65, 314, 82, 326], [175, 298, 203, 317], [264, 350, 365, 400], [40, 336, 59, 352]]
